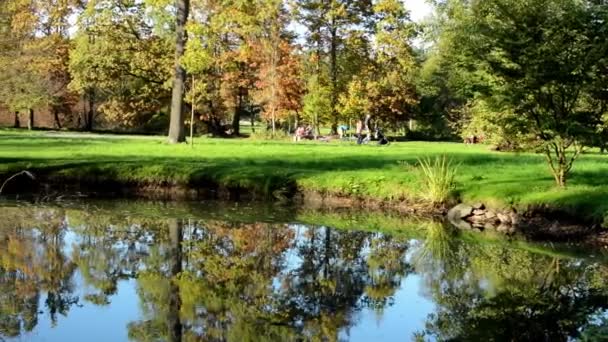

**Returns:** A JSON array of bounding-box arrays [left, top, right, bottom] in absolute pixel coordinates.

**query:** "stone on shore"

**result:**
[[448, 204, 474, 220]]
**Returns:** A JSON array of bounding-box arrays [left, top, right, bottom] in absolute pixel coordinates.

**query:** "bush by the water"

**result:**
[[418, 155, 459, 205]]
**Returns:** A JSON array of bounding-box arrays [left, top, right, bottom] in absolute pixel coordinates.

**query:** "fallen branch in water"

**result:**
[[0, 170, 36, 195]]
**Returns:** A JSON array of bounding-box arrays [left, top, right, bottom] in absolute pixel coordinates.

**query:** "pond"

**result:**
[[0, 200, 607, 342]]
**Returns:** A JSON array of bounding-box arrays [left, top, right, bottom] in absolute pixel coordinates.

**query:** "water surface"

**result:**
[[0, 200, 607, 342]]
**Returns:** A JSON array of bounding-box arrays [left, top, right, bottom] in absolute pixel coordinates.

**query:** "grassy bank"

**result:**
[[1, 129, 608, 221]]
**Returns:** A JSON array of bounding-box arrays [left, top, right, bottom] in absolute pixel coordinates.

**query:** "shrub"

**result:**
[[418, 155, 458, 204], [460, 99, 531, 151]]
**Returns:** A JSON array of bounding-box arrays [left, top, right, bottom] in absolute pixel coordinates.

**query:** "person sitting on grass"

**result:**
[[376, 128, 389, 145], [294, 126, 305, 142], [305, 125, 314, 139]]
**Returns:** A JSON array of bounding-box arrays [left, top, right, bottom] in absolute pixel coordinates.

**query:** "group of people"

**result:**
[[293, 115, 388, 145], [463, 134, 484, 144], [354, 115, 372, 144], [293, 125, 314, 142], [355, 115, 388, 145]]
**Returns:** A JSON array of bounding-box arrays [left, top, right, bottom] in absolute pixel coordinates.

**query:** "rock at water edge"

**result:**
[[448, 204, 474, 220]]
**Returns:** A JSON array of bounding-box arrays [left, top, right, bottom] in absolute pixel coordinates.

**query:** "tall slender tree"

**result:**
[[252, 0, 304, 135], [168, 0, 191, 143]]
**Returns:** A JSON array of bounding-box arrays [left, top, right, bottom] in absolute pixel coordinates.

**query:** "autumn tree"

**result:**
[[183, 0, 232, 136], [69, 0, 174, 130], [220, 0, 264, 137], [0, 208, 78, 334], [339, 0, 418, 128], [0, 0, 79, 130], [253, 0, 304, 135], [0, 7, 21, 128]]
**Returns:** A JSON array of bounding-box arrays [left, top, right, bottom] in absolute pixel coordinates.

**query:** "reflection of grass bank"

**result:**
[[295, 210, 429, 238], [2, 129, 608, 222], [296, 210, 606, 261], [0, 199, 603, 260], [0, 199, 297, 226]]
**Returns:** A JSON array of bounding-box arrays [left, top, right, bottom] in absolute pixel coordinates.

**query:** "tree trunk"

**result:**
[[552, 163, 567, 187], [314, 111, 320, 140], [294, 112, 299, 132], [250, 108, 255, 133], [27, 109, 34, 130], [329, 24, 338, 136], [53, 108, 62, 129], [13, 111, 20, 128], [190, 75, 195, 146], [323, 227, 331, 279], [271, 107, 276, 137], [206, 117, 225, 137], [168, 0, 190, 144], [232, 93, 241, 136], [546, 143, 575, 188], [557, 171, 566, 187], [85, 90, 95, 131]]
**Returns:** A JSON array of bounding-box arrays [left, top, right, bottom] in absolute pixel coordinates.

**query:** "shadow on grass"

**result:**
[[533, 187, 608, 218]]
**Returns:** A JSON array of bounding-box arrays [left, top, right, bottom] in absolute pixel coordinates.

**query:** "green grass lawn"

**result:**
[[1, 128, 608, 220]]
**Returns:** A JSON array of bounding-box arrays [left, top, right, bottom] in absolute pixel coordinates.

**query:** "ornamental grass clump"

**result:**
[[418, 155, 458, 205]]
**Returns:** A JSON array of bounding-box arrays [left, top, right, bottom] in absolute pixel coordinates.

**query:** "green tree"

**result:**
[[0, 0, 79, 130], [417, 237, 608, 341], [69, 0, 174, 130], [371, 0, 418, 126], [339, 0, 418, 129], [294, 0, 373, 133], [302, 75, 332, 138], [183, 0, 233, 136], [444, 0, 608, 186], [338, 76, 374, 123]]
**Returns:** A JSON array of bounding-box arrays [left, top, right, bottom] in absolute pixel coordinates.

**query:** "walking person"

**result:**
[[356, 119, 364, 145], [364, 114, 373, 143], [338, 124, 348, 140]]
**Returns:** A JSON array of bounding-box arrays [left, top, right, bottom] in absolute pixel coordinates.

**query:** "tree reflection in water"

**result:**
[[0, 205, 606, 341], [413, 223, 608, 341]]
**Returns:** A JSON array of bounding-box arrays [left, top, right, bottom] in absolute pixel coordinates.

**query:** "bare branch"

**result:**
[[0, 171, 36, 195]]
